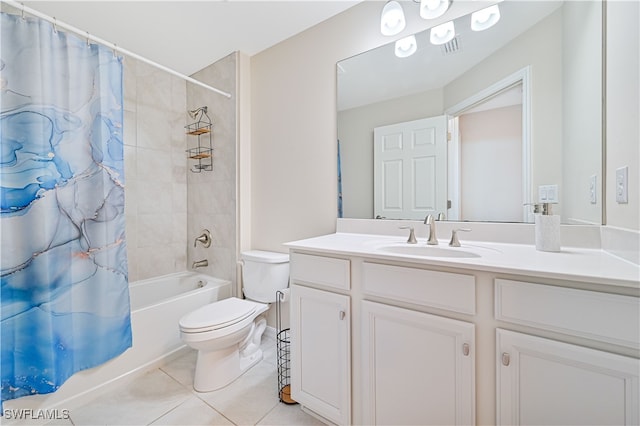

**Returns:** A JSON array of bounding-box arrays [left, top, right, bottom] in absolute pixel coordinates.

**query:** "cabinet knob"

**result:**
[[462, 343, 470, 356], [339, 311, 346, 320], [502, 352, 511, 366]]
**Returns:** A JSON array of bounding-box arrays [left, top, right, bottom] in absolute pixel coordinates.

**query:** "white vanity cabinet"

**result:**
[[361, 262, 476, 425], [497, 329, 639, 426], [287, 234, 640, 426], [361, 301, 475, 425], [495, 278, 640, 425], [289, 253, 351, 425]]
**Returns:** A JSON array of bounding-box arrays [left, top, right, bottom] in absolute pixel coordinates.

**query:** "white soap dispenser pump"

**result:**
[[534, 203, 561, 252]]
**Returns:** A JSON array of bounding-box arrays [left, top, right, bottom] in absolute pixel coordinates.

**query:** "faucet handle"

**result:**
[[399, 226, 417, 244], [194, 229, 212, 248], [449, 228, 472, 247]]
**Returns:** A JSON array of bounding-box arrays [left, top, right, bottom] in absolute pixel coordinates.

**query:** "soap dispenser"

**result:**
[[534, 203, 560, 252]]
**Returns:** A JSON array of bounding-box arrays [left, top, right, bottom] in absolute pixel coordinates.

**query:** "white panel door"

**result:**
[[362, 301, 475, 425], [290, 284, 351, 425], [374, 115, 448, 220], [497, 329, 640, 425]]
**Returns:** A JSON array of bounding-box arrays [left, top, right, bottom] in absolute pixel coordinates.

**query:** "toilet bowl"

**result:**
[[179, 250, 289, 392], [180, 297, 268, 391]]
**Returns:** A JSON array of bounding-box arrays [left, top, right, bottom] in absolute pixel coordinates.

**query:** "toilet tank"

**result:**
[[241, 250, 290, 303]]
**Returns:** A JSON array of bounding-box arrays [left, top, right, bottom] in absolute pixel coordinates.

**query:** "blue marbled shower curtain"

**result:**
[[0, 12, 131, 405]]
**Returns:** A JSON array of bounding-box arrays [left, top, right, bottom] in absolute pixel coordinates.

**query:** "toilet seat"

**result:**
[[179, 297, 258, 333]]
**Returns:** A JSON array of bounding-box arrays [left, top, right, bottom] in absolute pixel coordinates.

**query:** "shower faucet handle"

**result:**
[[194, 229, 212, 248]]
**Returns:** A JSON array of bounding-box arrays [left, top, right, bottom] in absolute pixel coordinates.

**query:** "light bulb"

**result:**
[[395, 35, 417, 58], [471, 5, 501, 31], [420, 0, 451, 20], [380, 1, 406, 36], [430, 21, 455, 45]]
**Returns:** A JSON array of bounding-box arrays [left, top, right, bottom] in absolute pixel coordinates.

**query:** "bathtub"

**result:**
[[126, 272, 232, 364], [4, 271, 231, 412]]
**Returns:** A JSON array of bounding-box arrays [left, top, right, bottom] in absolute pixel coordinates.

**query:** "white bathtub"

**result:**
[[127, 271, 232, 363], [4, 271, 231, 412]]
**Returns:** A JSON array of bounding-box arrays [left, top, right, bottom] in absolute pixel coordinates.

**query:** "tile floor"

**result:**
[[40, 336, 325, 426]]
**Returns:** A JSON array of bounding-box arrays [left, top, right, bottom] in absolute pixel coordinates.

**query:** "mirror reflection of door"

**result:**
[[374, 115, 448, 220], [451, 84, 524, 222]]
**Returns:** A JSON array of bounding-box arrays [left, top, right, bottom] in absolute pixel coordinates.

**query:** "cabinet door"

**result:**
[[290, 284, 351, 425], [497, 329, 640, 425], [362, 300, 475, 425]]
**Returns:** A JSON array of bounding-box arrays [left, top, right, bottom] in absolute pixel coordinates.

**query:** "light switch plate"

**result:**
[[616, 166, 628, 203], [538, 184, 558, 203]]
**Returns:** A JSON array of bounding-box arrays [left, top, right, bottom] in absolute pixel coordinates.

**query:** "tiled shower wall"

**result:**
[[187, 53, 238, 290], [123, 53, 238, 289], [123, 58, 188, 282]]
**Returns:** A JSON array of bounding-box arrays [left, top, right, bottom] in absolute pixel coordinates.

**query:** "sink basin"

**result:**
[[378, 245, 481, 258]]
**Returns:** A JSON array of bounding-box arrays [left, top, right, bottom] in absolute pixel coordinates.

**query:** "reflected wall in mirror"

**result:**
[[337, 0, 603, 224]]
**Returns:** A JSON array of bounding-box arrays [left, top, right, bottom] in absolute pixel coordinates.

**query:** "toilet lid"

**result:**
[[179, 297, 258, 332]]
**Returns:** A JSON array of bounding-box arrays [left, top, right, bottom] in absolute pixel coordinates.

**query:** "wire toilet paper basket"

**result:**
[[276, 290, 296, 404]]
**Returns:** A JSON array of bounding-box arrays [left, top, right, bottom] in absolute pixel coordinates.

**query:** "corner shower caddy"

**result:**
[[185, 106, 213, 172]]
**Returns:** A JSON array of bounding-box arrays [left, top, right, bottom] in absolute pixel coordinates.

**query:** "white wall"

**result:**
[[606, 0, 639, 231], [562, 1, 602, 225], [459, 105, 522, 222], [250, 1, 486, 252]]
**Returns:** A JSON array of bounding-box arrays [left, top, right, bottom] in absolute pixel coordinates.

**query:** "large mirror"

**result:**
[[337, 0, 603, 224]]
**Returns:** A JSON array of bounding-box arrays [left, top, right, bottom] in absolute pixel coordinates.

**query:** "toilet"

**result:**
[[179, 250, 289, 392]]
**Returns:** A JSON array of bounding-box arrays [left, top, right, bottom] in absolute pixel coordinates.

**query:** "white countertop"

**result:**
[[285, 232, 640, 289]]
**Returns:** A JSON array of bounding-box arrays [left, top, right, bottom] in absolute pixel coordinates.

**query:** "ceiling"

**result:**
[[19, 1, 361, 76]]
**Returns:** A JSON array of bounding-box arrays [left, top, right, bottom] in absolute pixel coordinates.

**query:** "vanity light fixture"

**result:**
[[430, 20, 455, 45], [471, 4, 501, 31], [380, 1, 406, 36], [420, 0, 452, 20], [395, 35, 418, 58]]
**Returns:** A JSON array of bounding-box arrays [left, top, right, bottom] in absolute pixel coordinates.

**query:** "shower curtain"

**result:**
[[0, 12, 132, 405]]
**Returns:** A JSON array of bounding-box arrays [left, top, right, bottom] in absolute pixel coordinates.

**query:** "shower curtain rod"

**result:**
[[3, 0, 233, 99]]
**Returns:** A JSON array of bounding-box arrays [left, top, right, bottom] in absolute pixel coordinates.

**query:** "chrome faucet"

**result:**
[[424, 214, 438, 245], [449, 228, 472, 247], [192, 259, 208, 269]]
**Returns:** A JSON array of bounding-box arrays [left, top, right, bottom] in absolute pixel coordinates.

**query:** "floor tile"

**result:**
[[261, 336, 277, 367], [69, 369, 190, 426], [258, 403, 326, 426], [160, 349, 197, 388], [196, 361, 279, 426], [44, 419, 74, 426], [149, 395, 233, 425]]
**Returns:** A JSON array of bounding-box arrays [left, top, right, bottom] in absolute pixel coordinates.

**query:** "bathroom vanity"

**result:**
[[285, 230, 640, 425]]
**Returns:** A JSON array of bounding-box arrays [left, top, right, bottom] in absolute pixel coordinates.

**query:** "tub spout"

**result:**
[[192, 259, 208, 269]]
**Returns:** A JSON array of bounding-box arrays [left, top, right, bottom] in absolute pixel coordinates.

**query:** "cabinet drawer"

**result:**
[[362, 262, 476, 314], [495, 279, 640, 348], [290, 252, 351, 290]]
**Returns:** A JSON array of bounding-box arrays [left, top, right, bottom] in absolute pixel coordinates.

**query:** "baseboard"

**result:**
[[263, 325, 277, 341]]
